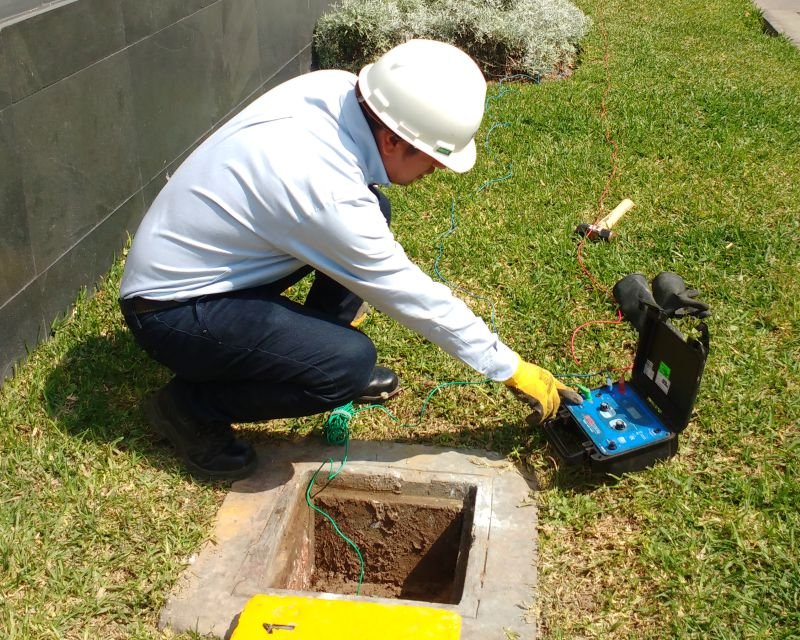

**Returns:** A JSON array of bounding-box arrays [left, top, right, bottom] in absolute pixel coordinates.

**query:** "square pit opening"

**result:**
[[160, 443, 539, 640], [263, 471, 477, 605]]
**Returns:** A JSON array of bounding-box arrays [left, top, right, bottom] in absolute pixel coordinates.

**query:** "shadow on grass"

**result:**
[[41, 328, 612, 492], [385, 418, 614, 494], [41, 330, 296, 490], [498, 425, 628, 493], [41, 328, 186, 476]]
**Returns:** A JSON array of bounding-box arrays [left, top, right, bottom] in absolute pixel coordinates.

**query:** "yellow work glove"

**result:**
[[504, 356, 583, 425]]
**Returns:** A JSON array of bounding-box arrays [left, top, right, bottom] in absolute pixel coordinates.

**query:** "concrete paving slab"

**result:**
[[754, 0, 800, 48], [159, 440, 539, 640]]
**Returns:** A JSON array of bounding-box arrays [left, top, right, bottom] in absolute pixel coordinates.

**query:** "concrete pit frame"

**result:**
[[160, 440, 539, 639]]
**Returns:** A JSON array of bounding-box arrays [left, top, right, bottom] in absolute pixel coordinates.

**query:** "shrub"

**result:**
[[313, 0, 592, 79]]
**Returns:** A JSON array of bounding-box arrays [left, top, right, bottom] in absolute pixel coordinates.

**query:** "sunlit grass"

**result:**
[[1, 0, 799, 637]]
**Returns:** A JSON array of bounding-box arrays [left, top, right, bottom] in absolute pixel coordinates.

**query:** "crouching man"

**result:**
[[119, 39, 580, 480]]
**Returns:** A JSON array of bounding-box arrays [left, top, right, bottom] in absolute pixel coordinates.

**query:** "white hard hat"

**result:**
[[357, 39, 486, 173]]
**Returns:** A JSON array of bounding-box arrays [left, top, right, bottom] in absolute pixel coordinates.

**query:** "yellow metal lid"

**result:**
[[230, 594, 461, 640]]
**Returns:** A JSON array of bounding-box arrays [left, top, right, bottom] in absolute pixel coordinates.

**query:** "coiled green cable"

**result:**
[[306, 75, 547, 596]]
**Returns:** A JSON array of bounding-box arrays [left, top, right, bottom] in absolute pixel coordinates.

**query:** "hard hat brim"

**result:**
[[436, 138, 476, 173]]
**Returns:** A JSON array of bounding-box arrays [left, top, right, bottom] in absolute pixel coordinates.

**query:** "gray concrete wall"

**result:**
[[0, 0, 332, 381]]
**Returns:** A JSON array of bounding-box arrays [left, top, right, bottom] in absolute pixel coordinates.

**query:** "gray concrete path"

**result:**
[[755, 0, 800, 48]]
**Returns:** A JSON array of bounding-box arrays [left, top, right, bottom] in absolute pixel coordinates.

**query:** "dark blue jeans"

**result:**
[[121, 186, 391, 426]]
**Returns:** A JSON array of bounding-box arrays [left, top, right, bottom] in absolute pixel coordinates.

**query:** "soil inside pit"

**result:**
[[310, 488, 469, 604]]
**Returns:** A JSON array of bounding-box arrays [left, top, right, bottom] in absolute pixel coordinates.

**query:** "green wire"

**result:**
[[306, 381, 491, 596], [417, 379, 491, 419], [306, 401, 401, 595], [306, 403, 365, 592], [307, 75, 577, 596], [305, 454, 366, 594]]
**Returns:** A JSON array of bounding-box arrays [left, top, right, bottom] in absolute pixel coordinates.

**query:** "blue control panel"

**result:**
[[565, 385, 671, 456]]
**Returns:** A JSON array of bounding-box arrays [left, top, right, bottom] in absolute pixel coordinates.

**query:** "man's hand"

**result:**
[[504, 357, 583, 425]]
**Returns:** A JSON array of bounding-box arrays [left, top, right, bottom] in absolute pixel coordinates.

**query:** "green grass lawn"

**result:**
[[2, 0, 799, 638]]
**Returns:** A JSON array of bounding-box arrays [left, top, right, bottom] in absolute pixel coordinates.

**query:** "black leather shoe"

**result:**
[[144, 382, 257, 481], [354, 366, 400, 404]]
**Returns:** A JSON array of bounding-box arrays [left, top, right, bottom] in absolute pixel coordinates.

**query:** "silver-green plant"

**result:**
[[313, 0, 592, 79]]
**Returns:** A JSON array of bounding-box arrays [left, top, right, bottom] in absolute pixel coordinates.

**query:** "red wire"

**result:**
[[576, 234, 611, 296], [595, 0, 618, 217], [569, 0, 632, 371], [569, 311, 630, 372]]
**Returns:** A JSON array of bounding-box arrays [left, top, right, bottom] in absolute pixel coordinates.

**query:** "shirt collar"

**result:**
[[340, 88, 390, 186]]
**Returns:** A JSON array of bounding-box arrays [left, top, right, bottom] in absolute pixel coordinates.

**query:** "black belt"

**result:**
[[118, 296, 189, 315]]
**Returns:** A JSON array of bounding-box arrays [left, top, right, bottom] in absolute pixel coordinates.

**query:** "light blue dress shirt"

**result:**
[[120, 70, 517, 381]]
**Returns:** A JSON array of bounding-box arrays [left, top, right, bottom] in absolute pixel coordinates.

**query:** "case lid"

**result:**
[[631, 306, 709, 433]]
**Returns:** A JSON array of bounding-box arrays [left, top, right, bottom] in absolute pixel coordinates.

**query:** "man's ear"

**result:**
[[375, 128, 404, 158]]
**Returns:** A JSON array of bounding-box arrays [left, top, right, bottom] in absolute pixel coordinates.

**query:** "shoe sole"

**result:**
[[143, 395, 257, 482], [353, 385, 401, 405], [187, 456, 258, 482]]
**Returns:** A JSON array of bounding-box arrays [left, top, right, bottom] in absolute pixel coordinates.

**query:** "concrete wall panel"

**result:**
[[2, 0, 126, 103], [36, 193, 145, 330], [0, 110, 35, 303], [129, 4, 224, 182], [0, 279, 45, 381], [121, 0, 216, 44], [220, 0, 262, 109], [0, 0, 334, 382], [14, 52, 139, 272], [257, 0, 309, 82]]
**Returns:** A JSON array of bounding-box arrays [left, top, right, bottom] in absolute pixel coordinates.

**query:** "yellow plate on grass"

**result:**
[[230, 594, 461, 640]]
